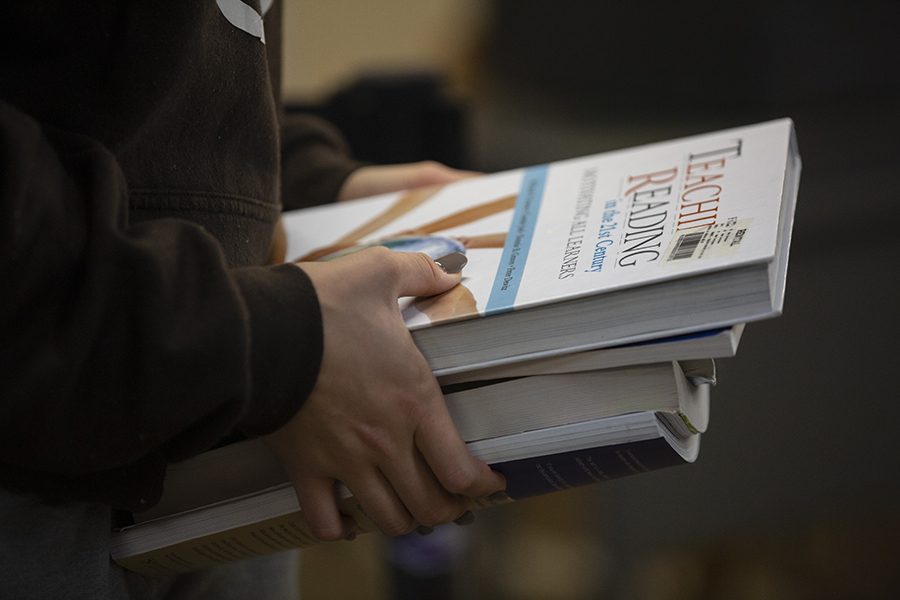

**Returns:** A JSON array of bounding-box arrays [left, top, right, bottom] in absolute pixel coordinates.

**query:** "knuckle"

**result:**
[[442, 465, 479, 495], [415, 159, 441, 174], [411, 251, 439, 279], [381, 516, 416, 538], [384, 247, 422, 285], [308, 523, 345, 543], [417, 505, 461, 528], [364, 245, 398, 272], [355, 424, 396, 460], [422, 160, 447, 177], [395, 390, 427, 422], [366, 244, 394, 259]]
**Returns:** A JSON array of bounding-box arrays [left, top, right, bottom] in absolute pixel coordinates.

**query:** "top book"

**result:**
[[283, 119, 800, 376]]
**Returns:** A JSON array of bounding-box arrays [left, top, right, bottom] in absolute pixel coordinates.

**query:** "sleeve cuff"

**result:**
[[231, 263, 323, 435], [280, 113, 368, 210]]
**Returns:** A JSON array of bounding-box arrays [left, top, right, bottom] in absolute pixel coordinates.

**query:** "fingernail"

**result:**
[[434, 252, 467, 274], [453, 510, 475, 526], [415, 525, 434, 536], [345, 531, 357, 542], [488, 491, 509, 502]]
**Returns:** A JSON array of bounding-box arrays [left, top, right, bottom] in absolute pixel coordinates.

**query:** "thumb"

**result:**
[[389, 250, 467, 299]]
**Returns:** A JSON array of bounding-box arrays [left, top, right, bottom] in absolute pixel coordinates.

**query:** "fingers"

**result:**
[[292, 474, 358, 542], [278, 244, 498, 541], [385, 249, 463, 299], [298, 246, 461, 303], [337, 161, 480, 202], [415, 401, 507, 501], [296, 446, 474, 539], [341, 470, 415, 537], [377, 444, 474, 530], [346, 463, 468, 537]]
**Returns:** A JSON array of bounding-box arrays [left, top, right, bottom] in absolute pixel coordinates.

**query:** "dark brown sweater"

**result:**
[[0, 1, 362, 511]]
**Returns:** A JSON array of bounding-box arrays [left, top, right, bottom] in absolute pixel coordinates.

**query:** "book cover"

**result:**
[[283, 119, 799, 374]]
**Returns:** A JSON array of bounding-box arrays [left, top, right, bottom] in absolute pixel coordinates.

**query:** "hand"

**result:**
[[263, 248, 505, 541], [337, 161, 479, 202]]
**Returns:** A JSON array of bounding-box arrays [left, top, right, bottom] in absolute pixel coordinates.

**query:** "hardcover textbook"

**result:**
[[112, 362, 705, 576], [111, 120, 800, 576], [113, 414, 697, 576], [283, 118, 800, 375], [436, 325, 741, 385]]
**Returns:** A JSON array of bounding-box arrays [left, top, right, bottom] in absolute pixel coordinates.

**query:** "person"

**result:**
[[0, 2, 505, 598]]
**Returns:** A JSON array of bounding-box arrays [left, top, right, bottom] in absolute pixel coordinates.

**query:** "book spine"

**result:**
[[494, 437, 690, 500], [114, 496, 376, 577]]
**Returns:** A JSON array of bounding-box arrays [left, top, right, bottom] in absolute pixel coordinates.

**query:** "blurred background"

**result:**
[[281, 1, 900, 598]]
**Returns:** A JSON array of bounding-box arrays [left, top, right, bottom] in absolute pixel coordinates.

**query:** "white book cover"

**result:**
[[283, 119, 799, 371]]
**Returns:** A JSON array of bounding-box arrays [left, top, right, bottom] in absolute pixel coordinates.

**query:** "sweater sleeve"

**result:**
[[280, 112, 368, 210], [0, 101, 321, 511]]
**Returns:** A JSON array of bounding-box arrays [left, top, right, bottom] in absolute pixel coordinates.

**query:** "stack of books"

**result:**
[[112, 119, 801, 576]]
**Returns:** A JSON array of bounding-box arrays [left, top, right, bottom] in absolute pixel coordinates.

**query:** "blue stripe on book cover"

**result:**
[[491, 437, 689, 500], [485, 164, 549, 315]]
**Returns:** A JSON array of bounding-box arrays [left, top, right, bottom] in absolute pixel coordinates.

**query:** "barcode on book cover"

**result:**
[[667, 232, 704, 261], [663, 219, 753, 264]]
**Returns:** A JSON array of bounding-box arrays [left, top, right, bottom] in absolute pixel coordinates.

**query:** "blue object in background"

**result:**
[[317, 235, 466, 262]]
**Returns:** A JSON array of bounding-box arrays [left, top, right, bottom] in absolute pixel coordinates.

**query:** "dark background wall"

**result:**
[[476, 2, 900, 598], [292, 1, 900, 597]]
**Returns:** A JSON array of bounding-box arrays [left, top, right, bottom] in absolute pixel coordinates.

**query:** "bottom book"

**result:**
[[111, 410, 700, 577]]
